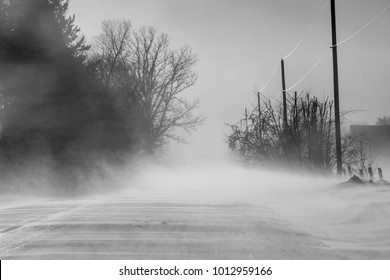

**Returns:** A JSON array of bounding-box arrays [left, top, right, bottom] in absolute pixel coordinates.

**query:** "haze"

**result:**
[[1, 0, 390, 261], [70, 0, 390, 159]]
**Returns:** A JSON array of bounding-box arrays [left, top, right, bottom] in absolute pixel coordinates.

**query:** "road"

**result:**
[[1, 170, 390, 261], [0, 193, 343, 259]]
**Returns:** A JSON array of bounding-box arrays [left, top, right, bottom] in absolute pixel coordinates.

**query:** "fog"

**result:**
[[1, 156, 390, 259], [1, 0, 390, 260]]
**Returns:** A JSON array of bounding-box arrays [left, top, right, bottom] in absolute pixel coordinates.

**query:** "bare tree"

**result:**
[[91, 20, 132, 90], [91, 20, 203, 154], [227, 91, 374, 173]]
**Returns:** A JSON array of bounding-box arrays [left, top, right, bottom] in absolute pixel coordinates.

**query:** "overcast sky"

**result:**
[[69, 0, 390, 160]]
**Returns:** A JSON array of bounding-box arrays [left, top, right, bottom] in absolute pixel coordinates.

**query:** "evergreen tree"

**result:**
[[0, 0, 130, 167]]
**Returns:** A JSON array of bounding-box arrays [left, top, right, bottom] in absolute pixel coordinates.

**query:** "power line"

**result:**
[[243, 0, 390, 123], [269, 91, 283, 107], [259, 61, 280, 92], [251, 1, 329, 111], [332, 1, 390, 47], [260, 92, 274, 102], [251, 1, 329, 112], [245, 93, 256, 108], [286, 48, 330, 91], [246, 61, 279, 108], [283, 0, 329, 60], [243, 62, 280, 110]]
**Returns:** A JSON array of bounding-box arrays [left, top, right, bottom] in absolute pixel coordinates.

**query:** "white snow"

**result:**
[[0, 163, 389, 259]]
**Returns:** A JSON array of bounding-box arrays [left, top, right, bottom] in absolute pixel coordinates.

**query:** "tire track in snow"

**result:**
[[0, 203, 87, 254]]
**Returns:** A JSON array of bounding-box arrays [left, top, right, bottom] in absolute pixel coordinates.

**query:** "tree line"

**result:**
[[227, 91, 376, 174], [0, 0, 201, 187]]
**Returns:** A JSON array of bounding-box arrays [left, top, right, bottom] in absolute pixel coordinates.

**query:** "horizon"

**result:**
[[70, 0, 390, 159]]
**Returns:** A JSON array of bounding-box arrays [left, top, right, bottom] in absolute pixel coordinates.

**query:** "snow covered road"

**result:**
[[0, 194, 343, 259], [1, 165, 390, 260]]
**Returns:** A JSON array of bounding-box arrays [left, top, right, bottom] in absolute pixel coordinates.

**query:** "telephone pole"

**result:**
[[281, 59, 288, 131], [257, 92, 262, 143], [245, 107, 248, 132], [330, 0, 343, 175], [257, 92, 261, 125]]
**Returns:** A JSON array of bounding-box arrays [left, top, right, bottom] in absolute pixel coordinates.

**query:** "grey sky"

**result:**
[[69, 0, 390, 159]]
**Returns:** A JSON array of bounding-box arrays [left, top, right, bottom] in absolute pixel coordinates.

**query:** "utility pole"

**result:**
[[281, 59, 288, 131], [257, 92, 261, 126], [330, 0, 343, 175], [245, 107, 248, 132], [257, 92, 262, 143], [294, 91, 298, 128]]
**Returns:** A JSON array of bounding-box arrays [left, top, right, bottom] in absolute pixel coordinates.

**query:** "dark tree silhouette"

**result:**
[[0, 0, 89, 62], [91, 20, 203, 154], [0, 0, 131, 169], [227, 92, 374, 173]]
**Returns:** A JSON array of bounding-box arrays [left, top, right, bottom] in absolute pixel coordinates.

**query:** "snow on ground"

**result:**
[[0, 163, 389, 259]]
